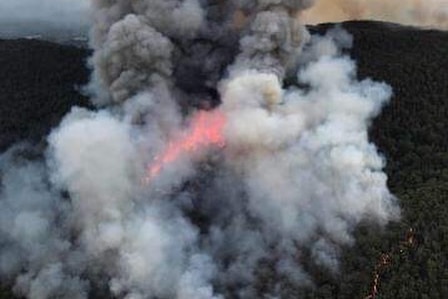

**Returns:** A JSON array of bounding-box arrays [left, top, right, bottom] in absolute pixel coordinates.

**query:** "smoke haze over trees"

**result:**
[[0, 2, 447, 299], [0, 19, 447, 299], [0, 0, 399, 297]]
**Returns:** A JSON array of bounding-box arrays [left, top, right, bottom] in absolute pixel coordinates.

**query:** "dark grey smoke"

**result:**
[[0, 1, 400, 298]]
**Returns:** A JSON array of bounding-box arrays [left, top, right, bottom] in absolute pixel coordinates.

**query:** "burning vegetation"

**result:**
[[145, 109, 226, 182], [0, 0, 400, 297], [5, 1, 448, 299]]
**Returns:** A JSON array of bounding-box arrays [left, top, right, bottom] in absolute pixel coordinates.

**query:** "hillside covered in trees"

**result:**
[[306, 21, 448, 299], [0, 20, 447, 298], [0, 39, 90, 152]]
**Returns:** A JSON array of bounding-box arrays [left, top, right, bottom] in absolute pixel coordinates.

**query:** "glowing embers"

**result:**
[[145, 109, 226, 182]]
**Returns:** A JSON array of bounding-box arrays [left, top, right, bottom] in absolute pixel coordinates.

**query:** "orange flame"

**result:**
[[145, 110, 226, 182]]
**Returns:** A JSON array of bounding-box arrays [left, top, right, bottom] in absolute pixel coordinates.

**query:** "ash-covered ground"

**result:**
[[0, 20, 447, 299]]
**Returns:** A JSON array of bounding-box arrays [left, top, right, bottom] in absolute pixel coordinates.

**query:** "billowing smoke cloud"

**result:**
[[0, 0, 90, 38], [0, 1, 400, 298], [302, 0, 448, 30], [0, 144, 89, 299]]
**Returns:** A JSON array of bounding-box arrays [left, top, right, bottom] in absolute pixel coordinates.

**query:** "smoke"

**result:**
[[0, 1, 400, 298], [302, 0, 448, 30], [0, 144, 89, 299], [2, 0, 446, 41], [0, 0, 90, 38]]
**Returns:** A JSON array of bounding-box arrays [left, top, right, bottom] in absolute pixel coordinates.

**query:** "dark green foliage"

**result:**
[[306, 21, 448, 299], [0, 286, 13, 299], [0, 38, 91, 151]]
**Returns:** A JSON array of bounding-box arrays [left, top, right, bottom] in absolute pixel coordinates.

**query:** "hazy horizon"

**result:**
[[0, 0, 446, 39]]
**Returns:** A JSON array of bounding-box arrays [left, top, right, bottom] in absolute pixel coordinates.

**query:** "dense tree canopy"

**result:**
[[0, 39, 90, 152], [306, 21, 448, 299]]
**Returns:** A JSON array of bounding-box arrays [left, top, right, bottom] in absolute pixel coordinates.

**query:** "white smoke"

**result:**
[[220, 41, 398, 268], [0, 145, 89, 299], [0, 1, 400, 298]]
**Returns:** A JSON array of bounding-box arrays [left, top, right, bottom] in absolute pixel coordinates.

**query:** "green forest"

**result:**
[[301, 21, 448, 299], [0, 21, 447, 298]]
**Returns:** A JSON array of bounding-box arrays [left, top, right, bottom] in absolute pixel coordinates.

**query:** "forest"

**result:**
[[0, 20, 447, 298]]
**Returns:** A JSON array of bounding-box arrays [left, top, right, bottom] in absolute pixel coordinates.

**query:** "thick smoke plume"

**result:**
[[303, 0, 448, 30], [0, 1, 400, 298]]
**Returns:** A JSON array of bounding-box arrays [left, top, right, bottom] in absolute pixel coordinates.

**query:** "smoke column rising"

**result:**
[[0, 1, 400, 298]]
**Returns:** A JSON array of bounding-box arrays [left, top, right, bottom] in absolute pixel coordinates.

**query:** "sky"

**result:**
[[303, 0, 448, 29], [0, 0, 90, 38], [0, 0, 446, 38]]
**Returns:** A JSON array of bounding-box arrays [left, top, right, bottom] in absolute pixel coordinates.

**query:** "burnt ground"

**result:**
[[0, 21, 448, 298]]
